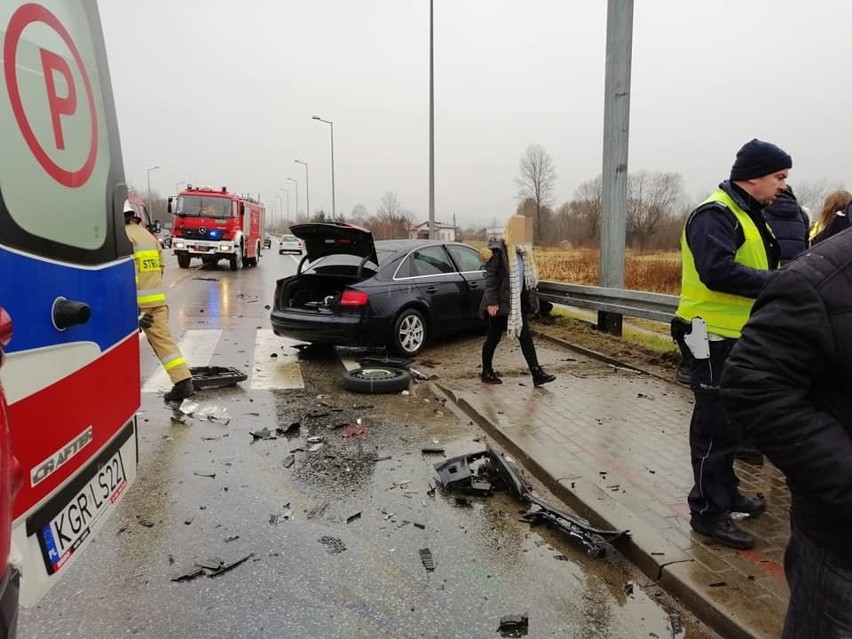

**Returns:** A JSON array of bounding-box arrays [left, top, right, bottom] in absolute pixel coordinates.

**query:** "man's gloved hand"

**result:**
[[138, 312, 154, 330]]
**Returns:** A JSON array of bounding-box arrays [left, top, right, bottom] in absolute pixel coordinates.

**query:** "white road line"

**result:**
[[251, 329, 305, 390], [142, 329, 222, 393]]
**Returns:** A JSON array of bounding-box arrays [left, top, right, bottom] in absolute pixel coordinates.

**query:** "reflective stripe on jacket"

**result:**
[[126, 223, 167, 308], [676, 189, 769, 339]]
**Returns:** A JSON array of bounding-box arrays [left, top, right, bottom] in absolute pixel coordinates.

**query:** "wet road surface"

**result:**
[[18, 253, 717, 638]]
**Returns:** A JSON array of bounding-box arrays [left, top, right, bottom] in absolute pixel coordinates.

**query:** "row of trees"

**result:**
[[514, 143, 846, 250]]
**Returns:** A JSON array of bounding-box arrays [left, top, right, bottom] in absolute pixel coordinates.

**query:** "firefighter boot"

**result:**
[[164, 378, 195, 404]]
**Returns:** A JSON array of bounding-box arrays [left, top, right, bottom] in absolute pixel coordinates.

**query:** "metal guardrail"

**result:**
[[537, 281, 678, 324]]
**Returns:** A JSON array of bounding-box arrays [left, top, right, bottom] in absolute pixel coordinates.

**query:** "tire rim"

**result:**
[[398, 314, 424, 353], [355, 367, 400, 380]]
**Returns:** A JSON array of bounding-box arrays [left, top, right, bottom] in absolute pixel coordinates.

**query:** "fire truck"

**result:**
[[169, 185, 265, 270]]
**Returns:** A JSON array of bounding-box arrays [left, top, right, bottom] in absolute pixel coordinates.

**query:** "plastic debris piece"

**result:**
[[670, 614, 683, 635], [276, 422, 301, 435], [282, 455, 295, 469], [193, 471, 216, 479], [346, 512, 362, 524], [308, 443, 323, 452], [171, 567, 204, 583], [178, 399, 200, 415], [421, 446, 445, 455], [190, 366, 247, 390], [419, 548, 435, 572], [137, 517, 155, 528], [498, 614, 529, 637], [319, 536, 347, 554], [250, 428, 276, 441], [184, 516, 194, 525], [307, 436, 324, 444], [342, 424, 367, 438], [414, 522, 426, 530], [207, 553, 254, 577], [624, 581, 634, 596], [171, 412, 189, 424], [224, 535, 239, 543], [307, 501, 329, 519]]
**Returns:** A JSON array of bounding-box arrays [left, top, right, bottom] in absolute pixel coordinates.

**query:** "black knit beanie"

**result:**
[[730, 139, 792, 181]]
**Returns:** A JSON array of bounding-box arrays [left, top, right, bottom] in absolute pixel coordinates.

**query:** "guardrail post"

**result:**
[[597, 311, 623, 336]]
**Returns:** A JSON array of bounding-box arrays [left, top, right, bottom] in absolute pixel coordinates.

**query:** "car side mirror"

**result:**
[[153, 220, 162, 234], [167, 197, 173, 214]]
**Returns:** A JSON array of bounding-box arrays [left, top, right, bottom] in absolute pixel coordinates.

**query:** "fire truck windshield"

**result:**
[[175, 195, 233, 219]]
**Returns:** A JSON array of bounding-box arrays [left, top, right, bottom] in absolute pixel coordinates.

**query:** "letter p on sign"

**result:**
[[40, 48, 77, 151]]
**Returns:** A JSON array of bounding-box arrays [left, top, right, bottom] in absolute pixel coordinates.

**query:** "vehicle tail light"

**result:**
[[339, 290, 368, 306]]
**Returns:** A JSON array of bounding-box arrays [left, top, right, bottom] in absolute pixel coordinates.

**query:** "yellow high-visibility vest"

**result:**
[[676, 189, 769, 339]]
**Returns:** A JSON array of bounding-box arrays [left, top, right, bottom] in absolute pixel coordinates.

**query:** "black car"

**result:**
[[270, 223, 486, 356]]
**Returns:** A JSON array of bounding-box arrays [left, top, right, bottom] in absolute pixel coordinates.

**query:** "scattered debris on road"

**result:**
[[190, 366, 247, 390], [346, 512, 362, 524], [434, 449, 629, 558], [497, 613, 529, 637], [319, 536, 347, 554], [419, 548, 435, 572]]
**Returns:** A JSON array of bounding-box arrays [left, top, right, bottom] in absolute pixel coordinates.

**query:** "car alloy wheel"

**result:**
[[341, 366, 411, 394], [392, 309, 426, 356]]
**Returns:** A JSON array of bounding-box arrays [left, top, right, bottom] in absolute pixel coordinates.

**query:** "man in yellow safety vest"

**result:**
[[676, 139, 789, 550], [124, 201, 194, 404]]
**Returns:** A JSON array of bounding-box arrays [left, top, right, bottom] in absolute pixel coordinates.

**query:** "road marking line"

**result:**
[[251, 329, 304, 390], [142, 329, 222, 393]]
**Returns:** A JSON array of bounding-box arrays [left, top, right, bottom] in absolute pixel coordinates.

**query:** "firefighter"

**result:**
[[124, 201, 194, 403]]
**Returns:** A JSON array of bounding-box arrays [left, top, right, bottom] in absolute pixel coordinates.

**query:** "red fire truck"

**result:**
[[169, 185, 265, 270]]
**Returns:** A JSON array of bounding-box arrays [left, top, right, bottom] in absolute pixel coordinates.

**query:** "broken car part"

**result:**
[[189, 366, 248, 390]]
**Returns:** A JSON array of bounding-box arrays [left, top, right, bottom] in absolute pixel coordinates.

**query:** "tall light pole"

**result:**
[[428, 0, 435, 239], [294, 160, 309, 218], [279, 188, 290, 219], [287, 177, 299, 218], [312, 115, 335, 218], [146, 165, 160, 217]]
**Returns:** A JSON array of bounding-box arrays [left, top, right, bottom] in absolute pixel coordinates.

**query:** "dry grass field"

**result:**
[[535, 248, 681, 295]]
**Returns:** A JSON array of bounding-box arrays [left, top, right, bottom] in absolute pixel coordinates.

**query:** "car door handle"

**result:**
[[52, 298, 91, 330], [425, 286, 438, 294], [468, 282, 479, 289]]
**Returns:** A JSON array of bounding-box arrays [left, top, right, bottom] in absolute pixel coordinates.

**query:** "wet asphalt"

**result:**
[[17, 251, 715, 638]]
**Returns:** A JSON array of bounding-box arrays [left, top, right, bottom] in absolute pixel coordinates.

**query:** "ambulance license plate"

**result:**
[[37, 451, 127, 574]]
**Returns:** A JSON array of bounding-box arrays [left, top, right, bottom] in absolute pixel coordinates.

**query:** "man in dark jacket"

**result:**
[[721, 229, 852, 638], [675, 139, 787, 549], [762, 185, 809, 264]]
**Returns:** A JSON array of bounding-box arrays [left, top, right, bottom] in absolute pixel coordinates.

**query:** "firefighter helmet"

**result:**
[[123, 200, 140, 223]]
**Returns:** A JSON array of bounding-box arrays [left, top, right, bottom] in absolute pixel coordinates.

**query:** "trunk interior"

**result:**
[[278, 273, 362, 312]]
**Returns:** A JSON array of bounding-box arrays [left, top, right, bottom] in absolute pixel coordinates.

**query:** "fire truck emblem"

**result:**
[[199, 226, 207, 234]]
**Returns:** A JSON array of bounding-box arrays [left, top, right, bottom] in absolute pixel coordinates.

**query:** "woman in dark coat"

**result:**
[[479, 215, 555, 386]]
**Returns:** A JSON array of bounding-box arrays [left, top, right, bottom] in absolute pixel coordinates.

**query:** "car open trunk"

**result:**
[[277, 273, 363, 312]]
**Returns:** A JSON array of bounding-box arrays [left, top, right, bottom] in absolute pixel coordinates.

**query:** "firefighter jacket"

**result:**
[[676, 187, 772, 339], [125, 223, 167, 308]]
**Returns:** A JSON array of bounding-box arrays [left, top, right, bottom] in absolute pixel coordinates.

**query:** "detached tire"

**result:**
[[341, 366, 411, 394]]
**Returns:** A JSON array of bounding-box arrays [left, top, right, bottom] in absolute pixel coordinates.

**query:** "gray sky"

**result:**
[[99, 0, 852, 227]]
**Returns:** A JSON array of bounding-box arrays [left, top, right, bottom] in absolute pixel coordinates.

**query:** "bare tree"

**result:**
[[573, 175, 603, 243], [349, 204, 371, 228], [515, 143, 557, 242], [373, 191, 413, 239], [627, 171, 685, 250], [792, 179, 847, 219]]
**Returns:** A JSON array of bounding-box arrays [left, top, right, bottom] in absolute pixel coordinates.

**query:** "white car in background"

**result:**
[[279, 234, 303, 255]]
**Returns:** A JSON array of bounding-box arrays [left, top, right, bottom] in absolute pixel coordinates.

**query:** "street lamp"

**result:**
[[294, 160, 309, 218], [146, 165, 160, 218], [279, 188, 290, 219], [311, 115, 335, 217], [287, 177, 299, 218]]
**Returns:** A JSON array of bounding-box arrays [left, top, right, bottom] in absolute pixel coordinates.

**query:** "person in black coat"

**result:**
[[721, 228, 852, 638], [762, 185, 809, 264], [810, 190, 852, 246], [479, 215, 555, 387]]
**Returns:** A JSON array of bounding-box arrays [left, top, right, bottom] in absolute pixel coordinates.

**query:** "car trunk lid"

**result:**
[[290, 223, 377, 265]]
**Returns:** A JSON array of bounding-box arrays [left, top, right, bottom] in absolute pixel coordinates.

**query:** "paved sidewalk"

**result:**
[[434, 338, 790, 639]]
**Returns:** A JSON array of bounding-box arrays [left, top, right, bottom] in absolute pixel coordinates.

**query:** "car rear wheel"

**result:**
[[341, 366, 411, 394], [390, 309, 427, 356]]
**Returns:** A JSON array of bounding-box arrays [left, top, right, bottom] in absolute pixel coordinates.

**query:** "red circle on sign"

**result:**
[[3, 3, 99, 187]]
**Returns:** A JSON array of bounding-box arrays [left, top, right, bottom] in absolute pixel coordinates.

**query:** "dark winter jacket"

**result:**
[[762, 186, 809, 264], [480, 239, 511, 317], [721, 227, 852, 567], [684, 181, 780, 299]]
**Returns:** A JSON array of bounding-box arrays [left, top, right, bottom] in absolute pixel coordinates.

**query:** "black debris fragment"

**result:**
[[497, 614, 529, 637], [319, 536, 347, 554], [136, 517, 155, 528], [709, 581, 727, 588], [207, 553, 255, 578], [276, 422, 301, 436], [419, 548, 435, 572], [307, 501, 329, 519], [421, 446, 445, 455], [670, 614, 683, 635], [346, 512, 362, 524], [224, 535, 240, 543], [171, 567, 204, 582], [282, 455, 295, 469], [184, 516, 194, 525], [624, 580, 634, 596], [193, 472, 216, 479], [413, 522, 426, 530], [305, 410, 331, 419], [189, 366, 247, 390]]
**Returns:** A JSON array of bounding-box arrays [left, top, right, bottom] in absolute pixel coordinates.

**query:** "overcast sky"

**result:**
[[98, 1, 852, 228]]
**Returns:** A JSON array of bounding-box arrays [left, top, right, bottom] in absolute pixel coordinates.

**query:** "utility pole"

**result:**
[[598, 0, 634, 336], [428, 0, 435, 239]]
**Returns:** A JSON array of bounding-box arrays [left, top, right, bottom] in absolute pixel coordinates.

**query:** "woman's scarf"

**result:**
[[506, 243, 539, 338]]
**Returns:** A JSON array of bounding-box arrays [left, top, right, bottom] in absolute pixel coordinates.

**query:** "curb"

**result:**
[[433, 381, 762, 639]]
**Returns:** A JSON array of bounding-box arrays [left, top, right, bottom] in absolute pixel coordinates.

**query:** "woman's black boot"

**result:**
[[480, 369, 502, 384], [530, 366, 555, 386]]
